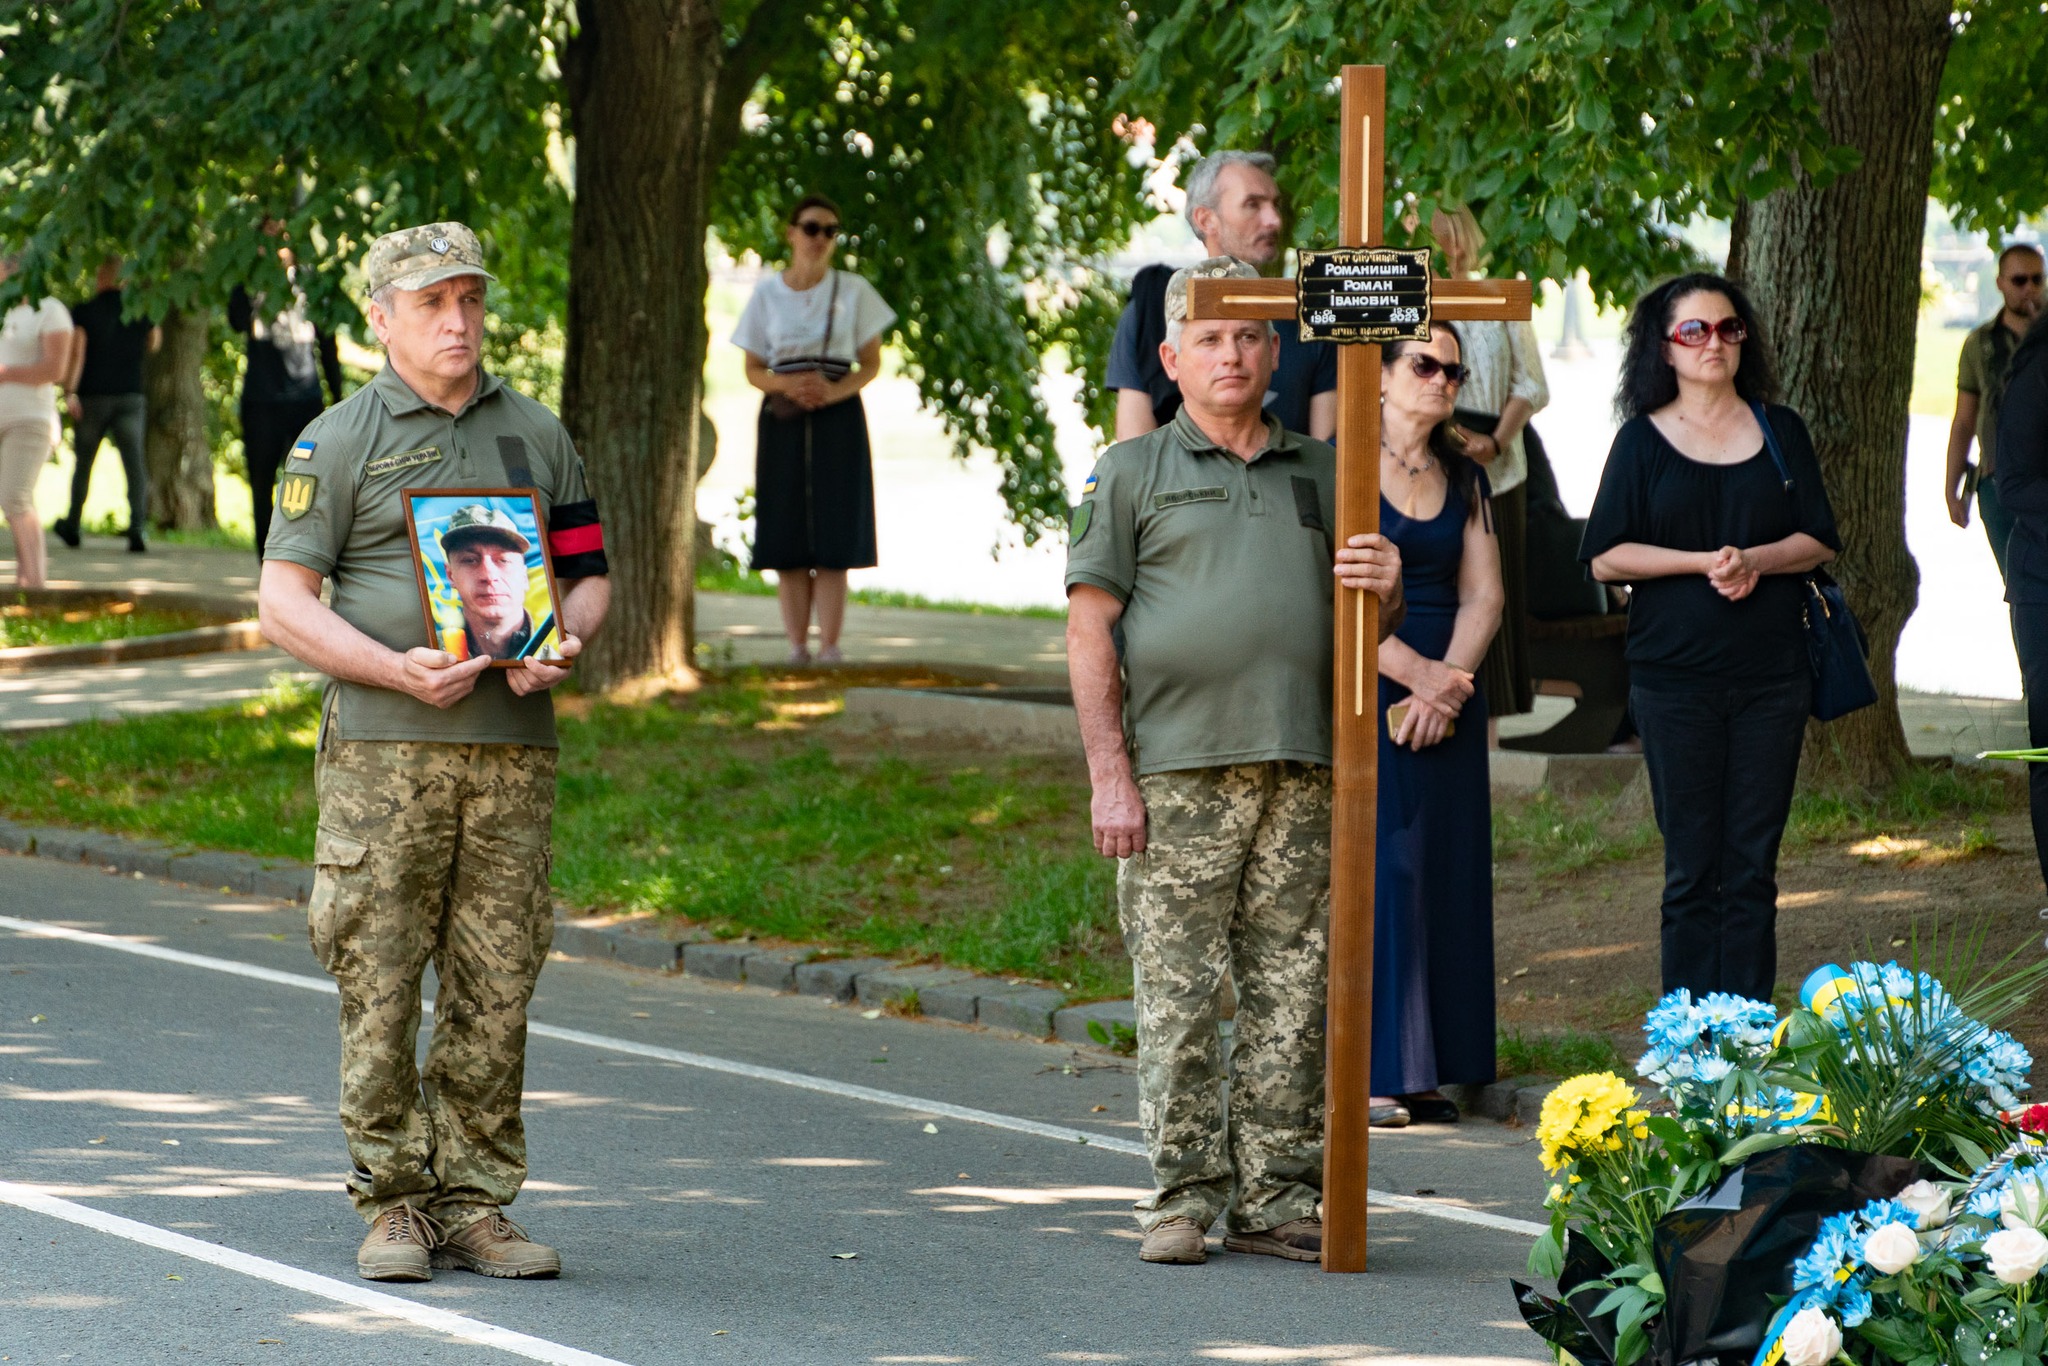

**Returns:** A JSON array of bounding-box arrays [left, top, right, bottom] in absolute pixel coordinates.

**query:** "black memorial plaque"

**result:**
[[1297, 247, 1432, 344]]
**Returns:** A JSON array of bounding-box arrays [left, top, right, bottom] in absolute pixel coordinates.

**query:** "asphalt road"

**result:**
[[1, 853, 1552, 1365]]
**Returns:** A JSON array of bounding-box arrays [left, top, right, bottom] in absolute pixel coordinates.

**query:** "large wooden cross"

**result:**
[[1185, 64, 1532, 1274]]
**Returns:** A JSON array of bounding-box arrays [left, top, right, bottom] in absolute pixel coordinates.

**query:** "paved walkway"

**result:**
[[0, 529, 2029, 758]]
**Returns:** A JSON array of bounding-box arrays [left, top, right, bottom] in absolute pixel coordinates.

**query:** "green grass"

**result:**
[[0, 674, 1127, 998], [1496, 1027, 1627, 1080], [694, 562, 1065, 620], [1493, 787, 1659, 875], [1, 600, 213, 649], [1787, 759, 2020, 846], [81, 512, 255, 553]]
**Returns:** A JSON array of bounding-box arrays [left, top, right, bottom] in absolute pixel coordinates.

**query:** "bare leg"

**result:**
[[776, 570, 815, 660], [6, 509, 45, 589], [0, 425, 48, 589], [812, 570, 848, 656]]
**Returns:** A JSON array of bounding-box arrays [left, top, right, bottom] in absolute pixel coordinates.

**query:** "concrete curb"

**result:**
[[0, 814, 1562, 1114], [0, 814, 1130, 1049]]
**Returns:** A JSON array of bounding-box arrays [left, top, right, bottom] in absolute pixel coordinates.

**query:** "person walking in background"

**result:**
[[1431, 206, 1547, 731], [1990, 288, 2048, 893], [1947, 242, 2043, 580], [55, 256, 159, 553], [231, 222, 345, 561], [1066, 257, 1404, 1267], [0, 251, 76, 589], [1370, 323, 1505, 1130], [1106, 150, 1336, 443], [733, 194, 895, 665], [1581, 273, 1840, 1004]]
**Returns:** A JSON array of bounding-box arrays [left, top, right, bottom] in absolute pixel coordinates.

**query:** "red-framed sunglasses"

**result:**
[[1670, 317, 1748, 347]]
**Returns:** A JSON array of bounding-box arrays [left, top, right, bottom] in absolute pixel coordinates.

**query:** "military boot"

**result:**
[[1138, 1216, 1208, 1264], [1224, 1215, 1322, 1263], [432, 1210, 561, 1279], [357, 1203, 443, 1282]]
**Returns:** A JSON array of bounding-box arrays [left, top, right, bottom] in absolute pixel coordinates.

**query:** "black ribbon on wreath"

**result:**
[[1515, 1144, 1921, 1366]]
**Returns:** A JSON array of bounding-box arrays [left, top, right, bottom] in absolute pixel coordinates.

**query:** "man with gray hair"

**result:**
[[1069, 256, 1402, 1266], [1106, 150, 1335, 443]]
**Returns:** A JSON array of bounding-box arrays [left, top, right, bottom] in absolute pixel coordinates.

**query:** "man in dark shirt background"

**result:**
[[56, 257, 159, 553], [1105, 150, 1335, 443], [231, 225, 345, 561]]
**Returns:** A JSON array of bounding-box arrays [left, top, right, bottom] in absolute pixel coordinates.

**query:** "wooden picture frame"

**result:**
[[400, 487, 567, 669]]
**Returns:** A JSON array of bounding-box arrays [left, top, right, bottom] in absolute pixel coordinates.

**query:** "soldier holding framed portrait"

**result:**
[[257, 222, 611, 1285]]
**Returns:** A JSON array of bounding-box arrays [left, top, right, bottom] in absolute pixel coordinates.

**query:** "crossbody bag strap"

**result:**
[[1749, 400, 1793, 494], [819, 269, 841, 360]]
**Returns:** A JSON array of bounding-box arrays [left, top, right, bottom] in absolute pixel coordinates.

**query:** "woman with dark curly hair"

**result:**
[[1579, 272, 1840, 1002]]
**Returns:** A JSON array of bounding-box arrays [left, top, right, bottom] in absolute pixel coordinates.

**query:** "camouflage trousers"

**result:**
[[1119, 761, 1331, 1233], [308, 739, 557, 1232]]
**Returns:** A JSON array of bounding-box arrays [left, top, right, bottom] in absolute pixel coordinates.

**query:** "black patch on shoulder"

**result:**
[[497, 435, 532, 488]]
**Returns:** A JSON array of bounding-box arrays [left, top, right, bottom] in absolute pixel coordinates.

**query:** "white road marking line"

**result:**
[[0, 914, 1548, 1239], [0, 1180, 633, 1366]]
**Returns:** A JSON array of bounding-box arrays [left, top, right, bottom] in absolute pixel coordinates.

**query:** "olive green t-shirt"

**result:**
[[1959, 314, 2024, 475], [263, 365, 605, 747], [1065, 408, 1337, 775]]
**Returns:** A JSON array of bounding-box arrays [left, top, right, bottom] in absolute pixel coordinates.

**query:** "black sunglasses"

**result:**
[[1391, 354, 1469, 384], [796, 220, 842, 239], [2009, 272, 2046, 287]]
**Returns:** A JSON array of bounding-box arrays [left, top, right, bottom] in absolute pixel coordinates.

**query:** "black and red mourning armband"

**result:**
[[547, 500, 609, 578]]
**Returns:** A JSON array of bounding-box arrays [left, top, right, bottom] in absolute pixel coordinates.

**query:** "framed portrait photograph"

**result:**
[[402, 488, 567, 668]]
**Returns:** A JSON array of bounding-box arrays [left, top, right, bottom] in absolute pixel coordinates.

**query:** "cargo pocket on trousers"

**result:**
[[307, 827, 371, 972]]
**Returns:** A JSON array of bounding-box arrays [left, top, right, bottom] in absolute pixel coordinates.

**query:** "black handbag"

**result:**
[[1751, 402, 1878, 721]]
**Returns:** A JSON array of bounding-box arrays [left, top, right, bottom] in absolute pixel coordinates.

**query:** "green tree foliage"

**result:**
[[0, 1, 558, 330], [1932, 0, 2048, 242], [0, 0, 1141, 550], [713, 0, 1146, 540], [1123, 0, 1853, 303]]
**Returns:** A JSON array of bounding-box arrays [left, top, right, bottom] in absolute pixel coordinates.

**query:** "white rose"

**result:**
[[1779, 1305, 1844, 1366], [1895, 1179, 1952, 1231], [1983, 1226, 2048, 1284], [1862, 1221, 1921, 1275], [2002, 1174, 2048, 1231]]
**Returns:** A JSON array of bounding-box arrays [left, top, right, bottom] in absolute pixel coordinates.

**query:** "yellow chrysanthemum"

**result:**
[[1537, 1072, 1641, 1172]]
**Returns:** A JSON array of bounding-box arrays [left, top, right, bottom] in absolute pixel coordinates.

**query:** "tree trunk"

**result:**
[[1735, 0, 1951, 792], [142, 309, 216, 531], [560, 0, 722, 693]]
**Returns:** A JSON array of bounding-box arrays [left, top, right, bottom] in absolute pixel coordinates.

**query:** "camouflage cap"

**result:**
[[364, 222, 496, 297], [1164, 255, 1261, 325], [441, 503, 530, 555]]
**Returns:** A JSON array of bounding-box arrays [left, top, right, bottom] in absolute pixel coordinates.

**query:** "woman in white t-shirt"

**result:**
[[0, 253, 76, 588], [732, 194, 897, 664]]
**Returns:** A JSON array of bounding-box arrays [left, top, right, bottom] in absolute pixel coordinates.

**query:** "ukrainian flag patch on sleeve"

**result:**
[[290, 439, 317, 461], [1082, 470, 1098, 495]]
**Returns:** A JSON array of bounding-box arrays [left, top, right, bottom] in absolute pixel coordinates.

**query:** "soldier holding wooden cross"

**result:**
[[1066, 257, 1404, 1267]]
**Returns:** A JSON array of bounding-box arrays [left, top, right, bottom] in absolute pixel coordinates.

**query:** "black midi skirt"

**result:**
[[750, 393, 878, 572]]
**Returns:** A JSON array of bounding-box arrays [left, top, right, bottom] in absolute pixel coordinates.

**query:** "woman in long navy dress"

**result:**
[[1370, 322, 1506, 1127]]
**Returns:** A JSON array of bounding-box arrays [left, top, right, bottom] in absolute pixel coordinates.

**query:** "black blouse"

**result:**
[[1579, 406, 1841, 691]]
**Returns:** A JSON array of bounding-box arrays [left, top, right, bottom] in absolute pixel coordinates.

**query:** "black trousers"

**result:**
[[1632, 676, 1811, 1003], [67, 393, 149, 532], [243, 399, 324, 560], [2013, 604, 2048, 890]]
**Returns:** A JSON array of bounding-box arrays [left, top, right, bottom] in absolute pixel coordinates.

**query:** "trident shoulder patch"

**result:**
[[1070, 501, 1093, 543], [277, 471, 318, 521]]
